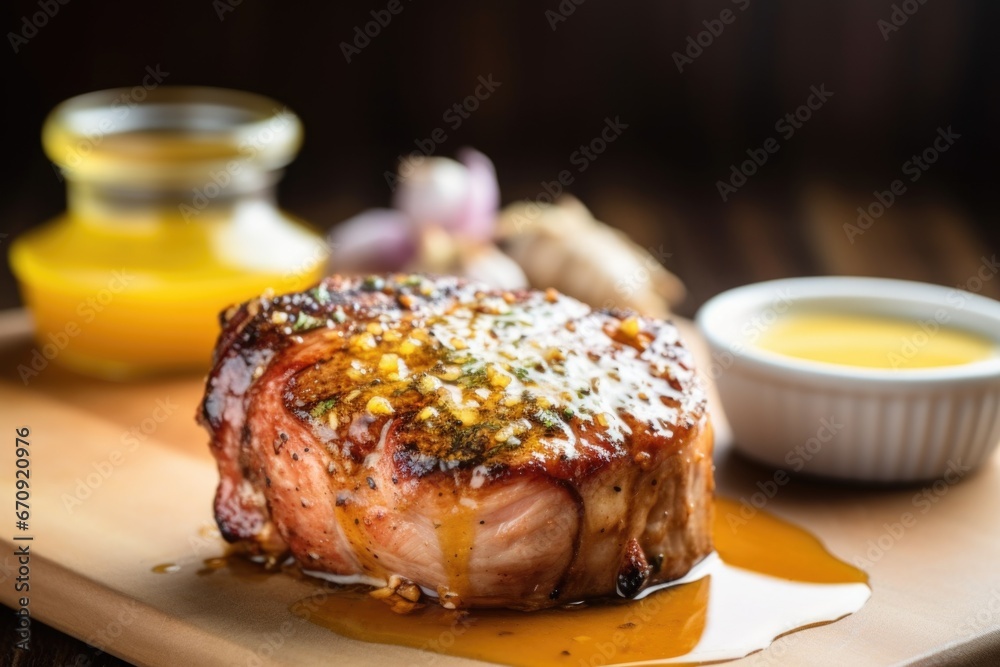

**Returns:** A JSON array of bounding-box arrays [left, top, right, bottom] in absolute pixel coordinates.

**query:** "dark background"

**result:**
[[3, 0, 1000, 317], [2, 1, 1000, 663]]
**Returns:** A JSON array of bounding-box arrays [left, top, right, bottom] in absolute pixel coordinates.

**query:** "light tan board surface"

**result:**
[[0, 309, 997, 667]]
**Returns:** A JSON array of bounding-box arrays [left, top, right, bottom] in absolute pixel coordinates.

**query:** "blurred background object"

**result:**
[[3, 0, 999, 317], [327, 148, 530, 289], [498, 196, 685, 317]]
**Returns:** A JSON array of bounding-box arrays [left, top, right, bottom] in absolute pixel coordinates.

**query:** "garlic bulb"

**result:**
[[392, 148, 498, 242]]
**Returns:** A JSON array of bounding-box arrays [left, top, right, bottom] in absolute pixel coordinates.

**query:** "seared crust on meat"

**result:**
[[199, 274, 713, 609]]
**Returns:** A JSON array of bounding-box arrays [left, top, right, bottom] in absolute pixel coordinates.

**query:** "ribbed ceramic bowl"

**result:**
[[696, 277, 1000, 482]]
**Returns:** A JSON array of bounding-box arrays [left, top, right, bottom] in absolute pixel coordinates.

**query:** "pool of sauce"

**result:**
[[286, 498, 870, 666]]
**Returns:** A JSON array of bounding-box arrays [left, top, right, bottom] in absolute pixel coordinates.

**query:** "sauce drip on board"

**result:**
[[289, 498, 870, 666], [151, 563, 180, 574], [756, 311, 996, 370]]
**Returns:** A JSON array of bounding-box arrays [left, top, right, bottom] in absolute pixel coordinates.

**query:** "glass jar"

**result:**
[[9, 86, 328, 379]]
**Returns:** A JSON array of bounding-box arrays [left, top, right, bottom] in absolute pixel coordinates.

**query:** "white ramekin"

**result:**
[[695, 277, 1000, 482]]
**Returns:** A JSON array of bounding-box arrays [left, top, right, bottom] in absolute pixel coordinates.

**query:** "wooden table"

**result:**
[[1, 189, 999, 665]]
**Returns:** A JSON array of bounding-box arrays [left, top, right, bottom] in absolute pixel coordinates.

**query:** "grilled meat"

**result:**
[[199, 274, 713, 610]]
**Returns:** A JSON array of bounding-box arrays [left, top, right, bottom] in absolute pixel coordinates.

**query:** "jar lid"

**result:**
[[43, 86, 303, 189]]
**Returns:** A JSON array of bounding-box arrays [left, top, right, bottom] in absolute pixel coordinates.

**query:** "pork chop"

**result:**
[[198, 274, 713, 610]]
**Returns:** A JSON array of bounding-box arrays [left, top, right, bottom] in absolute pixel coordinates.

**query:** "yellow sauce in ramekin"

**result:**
[[757, 312, 996, 370]]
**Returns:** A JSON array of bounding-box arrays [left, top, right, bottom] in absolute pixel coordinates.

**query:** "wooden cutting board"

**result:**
[[0, 308, 998, 667]]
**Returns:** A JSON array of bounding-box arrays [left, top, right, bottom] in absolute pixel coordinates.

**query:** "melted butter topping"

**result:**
[[284, 275, 704, 474]]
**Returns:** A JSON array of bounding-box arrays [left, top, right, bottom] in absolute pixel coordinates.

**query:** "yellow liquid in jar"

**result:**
[[757, 312, 996, 369], [10, 207, 326, 378], [12, 88, 321, 379]]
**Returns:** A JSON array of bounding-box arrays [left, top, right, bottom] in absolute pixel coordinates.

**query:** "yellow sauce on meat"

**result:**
[[756, 312, 996, 370], [290, 498, 870, 666]]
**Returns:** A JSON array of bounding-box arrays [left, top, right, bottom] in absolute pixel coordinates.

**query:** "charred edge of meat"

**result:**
[[616, 538, 652, 598], [198, 275, 472, 434]]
